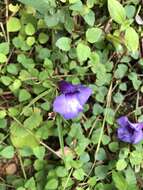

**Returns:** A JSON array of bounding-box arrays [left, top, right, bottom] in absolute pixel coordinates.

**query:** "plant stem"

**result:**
[[57, 116, 65, 162]]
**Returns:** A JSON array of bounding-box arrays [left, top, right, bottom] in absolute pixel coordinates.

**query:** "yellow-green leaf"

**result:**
[[108, 0, 126, 24], [10, 122, 39, 149], [7, 17, 21, 32], [125, 27, 139, 52]]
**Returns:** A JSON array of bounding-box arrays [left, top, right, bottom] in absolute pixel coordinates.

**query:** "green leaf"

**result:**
[[73, 168, 85, 180], [119, 83, 127, 91], [25, 23, 35, 35], [0, 119, 7, 129], [44, 14, 59, 28], [33, 146, 45, 160], [69, 0, 79, 3], [25, 177, 36, 189], [95, 148, 106, 160], [115, 64, 128, 79], [10, 122, 39, 149], [108, 0, 126, 24], [90, 52, 107, 85], [80, 152, 90, 163], [19, 89, 31, 102], [112, 171, 128, 190], [56, 37, 71, 51], [56, 166, 68, 177], [34, 159, 45, 171], [9, 79, 22, 92], [102, 135, 110, 145], [18, 0, 56, 14], [40, 102, 50, 111], [38, 33, 49, 44], [0, 110, 6, 119], [104, 108, 115, 125], [125, 167, 137, 186], [0, 42, 9, 55], [125, 5, 135, 19], [86, 27, 102, 43], [17, 54, 35, 69], [65, 15, 74, 33], [69, 1, 83, 11], [77, 43, 91, 62], [128, 72, 141, 90], [116, 159, 127, 171], [7, 17, 21, 32], [95, 165, 108, 179], [96, 86, 108, 103], [9, 3, 20, 13], [89, 53, 106, 84], [119, 148, 129, 159], [0, 146, 14, 159], [87, 0, 95, 8], [8, 107, 20, 117], [45, 179, 58, 190], [76, 138, 90, 155], [17, 187, 27, 190], [37, 47, 50, 60], [129, 151, 142, 166], [26, 37, 35, 46], [87, 176, 97, 187], [12, 36, 30, 51], [1, 76, 12, 86], [125, 27, 139, 52], [113, 92, 124, 104], [93, 103, 103, 116], [109, 142, 119, 152], [7, 64, 19, 75], [24, 111, 42, 129], [91, 128, 101, 144], [36, 121, 53, 140], [83, 10, 95, 26], [19, 147, 33, 157], [0, 53, 7, 63]]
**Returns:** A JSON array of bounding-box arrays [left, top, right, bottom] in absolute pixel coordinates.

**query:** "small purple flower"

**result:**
[[53, 81, 92, 119], [117, 116, 143, 144]]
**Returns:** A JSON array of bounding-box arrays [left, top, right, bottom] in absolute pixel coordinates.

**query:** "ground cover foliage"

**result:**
[[0, 0, 143, 189]]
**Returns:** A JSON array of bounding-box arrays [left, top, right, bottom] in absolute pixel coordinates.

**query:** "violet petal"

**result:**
[[117, 116, 128, 128], [53, 93, 83, 119], [77, 86, 92, 106], [132, 130, 143, 144], [128, 121, 143, 131], [117, 116, 143, 144], [59, 81, 78, 94], [117, 126, 133, 143]]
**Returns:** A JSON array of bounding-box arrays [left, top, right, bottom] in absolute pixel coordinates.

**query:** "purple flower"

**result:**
[[53, 81, 92, 119], [117, 116, 143, 144]]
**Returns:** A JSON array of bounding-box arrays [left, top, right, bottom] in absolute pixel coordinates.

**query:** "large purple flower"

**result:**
[[53, 81, 92, 119], [117, 116, 143, 144]]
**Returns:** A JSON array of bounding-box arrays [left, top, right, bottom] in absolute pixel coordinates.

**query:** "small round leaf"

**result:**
[[86, 27, 102, 43], [56, 37, 71, 51]]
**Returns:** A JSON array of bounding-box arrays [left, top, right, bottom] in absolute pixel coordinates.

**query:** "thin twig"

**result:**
[[0, 22, 7, 41], [88, 116, 100, 138], [5, 0, 9, 43], [17, 151, 27, 179], [63, 169, 73, 190], [135, 92, 140, 121]]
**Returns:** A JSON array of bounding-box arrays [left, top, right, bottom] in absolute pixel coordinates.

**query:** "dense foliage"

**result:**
[[0, 0, 143, 189]]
